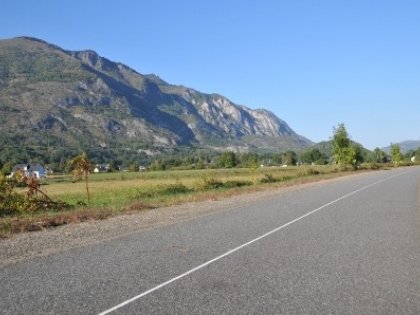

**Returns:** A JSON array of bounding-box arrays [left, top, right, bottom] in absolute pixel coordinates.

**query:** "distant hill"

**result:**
[[0, 37, 313, 164], [382, 140, 420, 154]]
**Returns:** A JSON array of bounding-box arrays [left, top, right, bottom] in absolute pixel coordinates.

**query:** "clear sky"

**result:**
[[2, 0, 420, 149]]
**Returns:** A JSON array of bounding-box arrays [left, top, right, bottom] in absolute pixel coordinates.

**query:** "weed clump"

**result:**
[[259, 174, 294, 184], [201, 177, 225, 189], [259, 174, 278, 183], [137, 182, 191, 199], [296, 168, 322, 177], [222, 180, 253, 188], [159, 182, 191, 195], [201, 177, 252, 190]]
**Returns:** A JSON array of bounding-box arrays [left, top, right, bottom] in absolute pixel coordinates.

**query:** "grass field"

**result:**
[[0, 165, 383, 237], [43, 166, 332, 206]]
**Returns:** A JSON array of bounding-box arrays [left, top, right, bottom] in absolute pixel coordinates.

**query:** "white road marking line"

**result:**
[[98, 172, 405, 315]]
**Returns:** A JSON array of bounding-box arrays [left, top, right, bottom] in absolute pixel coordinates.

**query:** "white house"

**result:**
[[11, 163, 47, 179]]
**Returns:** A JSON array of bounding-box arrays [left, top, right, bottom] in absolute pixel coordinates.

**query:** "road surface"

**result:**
[[1, 167, 420, 314]]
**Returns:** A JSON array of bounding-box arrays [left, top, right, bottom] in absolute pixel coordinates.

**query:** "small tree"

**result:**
[[390, 144, 402, 167], [217, 151, 238, 168], [331, 123, 363, 170], [108, 160, 121, 172], [281, 151, 297, 166], [68, 152, 91, 202], [347, 144, 364, 169], [332, 123, 351, 169], [373, 147, 387, 163]]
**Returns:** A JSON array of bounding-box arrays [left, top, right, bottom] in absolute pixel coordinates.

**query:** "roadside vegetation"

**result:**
[[0, 163, 402, 238], [1, 124, 419, 238]]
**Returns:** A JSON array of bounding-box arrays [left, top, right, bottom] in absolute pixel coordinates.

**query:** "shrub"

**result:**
[[201, 177, 224, 189], [260, 174, 278, 183], [200, 177, 253, 190], [0, 174, 72, 216], [159, 182, 190, 195], [223, 180, 253, 188], [306, 168, 321, 175], [362, 163, 382, 170], [137, 182, 191, 199], [297, 168, 321, 177]]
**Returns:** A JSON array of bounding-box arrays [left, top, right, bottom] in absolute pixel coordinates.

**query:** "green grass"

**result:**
[[1, 164, 390, 237], [45, 166, 327, 205]]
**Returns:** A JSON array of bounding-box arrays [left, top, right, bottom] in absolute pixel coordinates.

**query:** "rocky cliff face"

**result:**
[[0, 36, 312, 154]]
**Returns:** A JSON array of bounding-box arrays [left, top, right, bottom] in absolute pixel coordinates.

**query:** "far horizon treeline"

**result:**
[[0, 124, 419, 174]]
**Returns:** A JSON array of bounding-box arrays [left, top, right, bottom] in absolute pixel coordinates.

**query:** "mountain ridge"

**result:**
[[0, 36, 313, 164]]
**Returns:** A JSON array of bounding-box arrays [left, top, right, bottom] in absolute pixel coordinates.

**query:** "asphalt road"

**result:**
[[1, 167, 420, 314]]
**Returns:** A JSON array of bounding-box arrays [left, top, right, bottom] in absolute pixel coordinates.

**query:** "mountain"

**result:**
[[0, 37, 312, 164], [382, 140, 420, 154]]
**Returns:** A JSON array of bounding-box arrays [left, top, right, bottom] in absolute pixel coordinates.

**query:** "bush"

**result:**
[[159, 182, 190, 195], [201, 177, 253, 190], [0, 193, 27, 216], [297, 168, 321, 177], [260, 174, 295, 184], [306, 168, 321, 175], [362, 163, 382, 170], [137, 182, 191, 198], [0, 174, 72, 216], [260, 174, 278, 183], [223, 180, 253, 188], [201, 177, 224, 189], [0, 193, 72, 216], [0, 175, 24, 216]]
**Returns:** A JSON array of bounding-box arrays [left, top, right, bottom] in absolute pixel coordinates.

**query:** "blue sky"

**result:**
[[2, 0, 420, 149]]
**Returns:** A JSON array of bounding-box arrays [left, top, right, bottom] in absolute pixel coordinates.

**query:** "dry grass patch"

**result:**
[[0, 207, 117, 238]]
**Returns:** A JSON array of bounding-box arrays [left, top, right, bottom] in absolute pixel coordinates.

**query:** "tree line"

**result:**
[[0, 123, 419, 175]]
